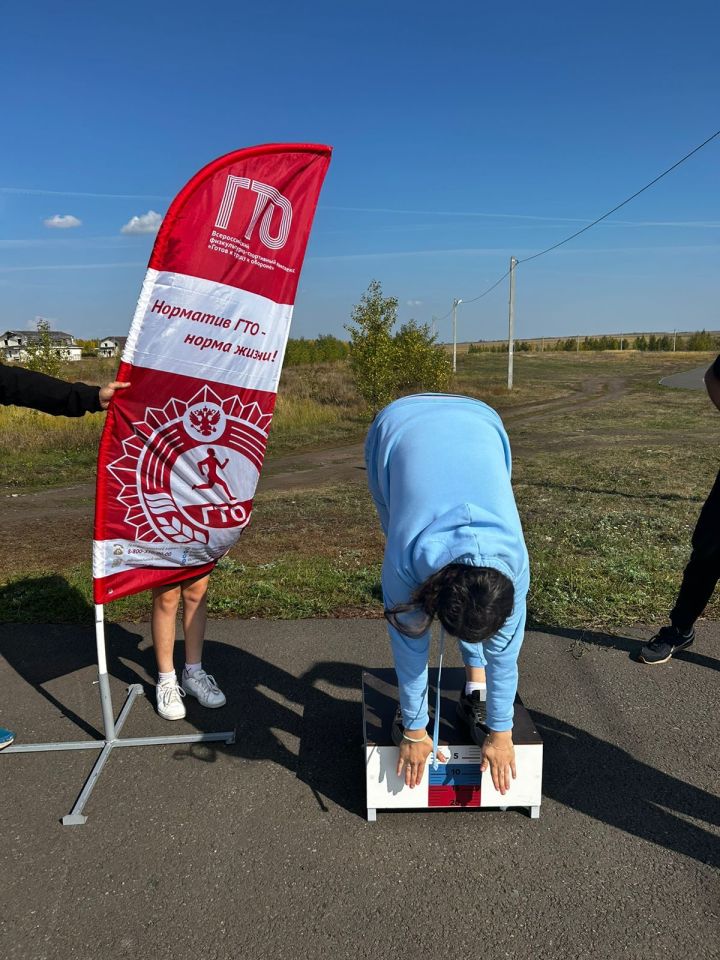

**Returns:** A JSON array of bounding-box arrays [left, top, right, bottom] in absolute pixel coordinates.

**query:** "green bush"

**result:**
[[346, 280, 451, 412], [284, 335, 349, 365]]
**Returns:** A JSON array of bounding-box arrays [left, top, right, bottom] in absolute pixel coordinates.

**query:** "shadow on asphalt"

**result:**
[[527, 623, 720, 868], [2, 578, 718, 862], [530, 621, 720, 673], [533, 710, 720, 869], [0, 575, 366, 819]]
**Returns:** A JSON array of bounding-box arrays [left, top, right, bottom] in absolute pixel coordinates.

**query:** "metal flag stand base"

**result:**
[[2, 604, 236, 826]]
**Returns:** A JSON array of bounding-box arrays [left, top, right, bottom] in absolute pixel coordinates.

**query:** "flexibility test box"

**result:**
[[362, 668, 542, 822]]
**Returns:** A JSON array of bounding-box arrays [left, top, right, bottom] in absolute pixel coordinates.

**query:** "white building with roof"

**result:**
[[0, 329, 82, 363], [97, 336, 127, 358]]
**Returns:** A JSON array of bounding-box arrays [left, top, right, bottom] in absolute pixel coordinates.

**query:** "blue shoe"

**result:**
[[0, 726, 15, 750]]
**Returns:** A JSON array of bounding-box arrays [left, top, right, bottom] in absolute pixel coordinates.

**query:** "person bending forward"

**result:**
[[365, 393, 530, 795]]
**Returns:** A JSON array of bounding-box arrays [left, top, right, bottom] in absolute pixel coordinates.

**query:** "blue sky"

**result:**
[[1, 0, 719, 343]]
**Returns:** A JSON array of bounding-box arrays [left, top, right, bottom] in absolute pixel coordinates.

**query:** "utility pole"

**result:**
[[507, 257, 517, 390], [430, 315, 437, 339], [452, 298, 462, 374], [576, 335, 580, 353], [540, 337, 544, 353], [673, 329, 677, 352], [620, 334, 624, 351]]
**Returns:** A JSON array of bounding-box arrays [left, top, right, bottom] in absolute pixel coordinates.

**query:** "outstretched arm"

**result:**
[[482, 582, 527, 794], [383, 562, 435, 788], [1, 362, 101, 416], [0, 362, 129, 416], [388, 619, 434, 788]]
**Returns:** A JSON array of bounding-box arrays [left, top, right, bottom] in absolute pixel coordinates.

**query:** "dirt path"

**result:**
[[1, 376, 630, 574]]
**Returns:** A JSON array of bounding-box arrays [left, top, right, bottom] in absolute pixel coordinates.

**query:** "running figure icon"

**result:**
[[192, 448, 237, 501]]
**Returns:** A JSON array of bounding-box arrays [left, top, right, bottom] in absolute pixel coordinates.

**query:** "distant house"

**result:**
[[0, 329, 82, 363], [0, 331, 24, 359], [97, 336, 128, 359]]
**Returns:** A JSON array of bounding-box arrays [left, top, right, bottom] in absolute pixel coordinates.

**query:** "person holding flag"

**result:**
[[0, 146, 330, 829], [365, 392, 530, 796]]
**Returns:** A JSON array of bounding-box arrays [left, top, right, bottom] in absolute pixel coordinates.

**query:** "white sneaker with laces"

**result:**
[[182, 669, 227, 708], [156, 680, 186, 720]]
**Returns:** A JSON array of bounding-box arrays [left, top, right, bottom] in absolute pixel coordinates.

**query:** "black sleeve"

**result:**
[[0, 363, 102, 416], [712, 355, 720, 380]]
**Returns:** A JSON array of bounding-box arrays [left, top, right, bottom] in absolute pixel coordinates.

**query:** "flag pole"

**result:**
[[2, 603, 236, 827], [95, 604, 116, 741]]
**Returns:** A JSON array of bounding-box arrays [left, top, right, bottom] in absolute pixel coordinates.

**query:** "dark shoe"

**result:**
[[639, 625, 694, 664], [391, 706, 404, 746], [456, 690, 488, 745]]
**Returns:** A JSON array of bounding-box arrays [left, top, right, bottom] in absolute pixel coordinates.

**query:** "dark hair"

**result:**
[[385, 563, 514, 643]]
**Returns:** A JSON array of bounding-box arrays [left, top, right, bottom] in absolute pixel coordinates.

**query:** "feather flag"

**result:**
[[93, 143, 331, 602]]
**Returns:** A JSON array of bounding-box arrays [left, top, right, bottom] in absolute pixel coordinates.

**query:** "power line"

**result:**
[[449, 126, 720, 305], [460, 268, 512, 304], [517, 127, 720, 264]]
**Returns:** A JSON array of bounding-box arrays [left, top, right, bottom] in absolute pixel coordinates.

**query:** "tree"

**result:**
[[345, 281, 398, 410], [346, 280, 450, 411], [23, 319, 65, 377], [686, 330, 716, 351]]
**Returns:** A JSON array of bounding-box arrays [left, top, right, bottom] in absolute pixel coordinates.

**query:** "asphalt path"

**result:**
[[1, 616, 719, 960], [659, 365, 708, 390]]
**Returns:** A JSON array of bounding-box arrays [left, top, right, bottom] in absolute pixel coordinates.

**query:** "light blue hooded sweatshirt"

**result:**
[[365, 393, 529, 733]]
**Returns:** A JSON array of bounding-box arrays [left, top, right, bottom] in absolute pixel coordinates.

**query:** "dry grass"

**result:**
[[2, 350, 720, 626], [267, 362, 366, 455], [0, 359, 367, 486]]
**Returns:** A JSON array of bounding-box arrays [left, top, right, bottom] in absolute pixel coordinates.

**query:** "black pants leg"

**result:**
[[670, 468, 720, 631]]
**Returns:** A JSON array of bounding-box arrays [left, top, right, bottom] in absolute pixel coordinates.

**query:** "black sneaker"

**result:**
[[456, 690, 488, 745], [639, 625, 695, 664], [391, 705, 404, 746]]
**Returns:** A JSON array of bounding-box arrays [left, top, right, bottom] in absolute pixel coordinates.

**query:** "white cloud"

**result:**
[[44, 214, 82, 229], [120, 210, 163, 235], [407, 299, 423, 306]]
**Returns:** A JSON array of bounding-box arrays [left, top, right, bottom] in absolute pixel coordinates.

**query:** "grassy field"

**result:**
[[0, 349, 702, 487], [0, 359, 367, 488], [1, 350, 718, 632]]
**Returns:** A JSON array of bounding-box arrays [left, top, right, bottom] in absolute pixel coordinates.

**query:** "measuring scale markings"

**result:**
[[428, 746, 482, 807]]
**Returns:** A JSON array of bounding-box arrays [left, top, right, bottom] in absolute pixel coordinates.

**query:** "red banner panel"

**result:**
[[93, 143, 331, 602]]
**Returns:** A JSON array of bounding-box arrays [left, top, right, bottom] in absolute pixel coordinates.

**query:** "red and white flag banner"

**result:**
[[93, 143, 331, 602]]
